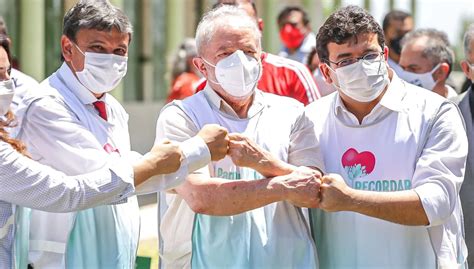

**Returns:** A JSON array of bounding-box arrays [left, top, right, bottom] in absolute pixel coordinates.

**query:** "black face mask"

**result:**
[[389, 36, 403, 55]]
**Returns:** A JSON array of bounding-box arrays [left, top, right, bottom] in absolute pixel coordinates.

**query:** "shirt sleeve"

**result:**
[[0, 141, 135, 212], [134, 135, 210, 194], [288, 108, 325, 172], [135, 104, 209, 193], [413, 102, 468, 226]]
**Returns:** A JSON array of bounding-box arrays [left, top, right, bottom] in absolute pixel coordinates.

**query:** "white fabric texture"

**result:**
[[306, 73, 467, 268]]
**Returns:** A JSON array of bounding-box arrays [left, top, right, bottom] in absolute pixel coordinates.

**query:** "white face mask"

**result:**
[[203, 50, 261, 99], [398, 63, 440, 90], [0, 79, 15, 116], [329, 57, 390, 102], [73, 43, 128, 94]]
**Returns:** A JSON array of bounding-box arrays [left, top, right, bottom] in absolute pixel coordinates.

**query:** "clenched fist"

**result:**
[[228, 133, 295, 177], [228, 133, 268, 168], [147, 139, 183, 174], [271, 167, 322, 208], [319, 174, 353, 212], [198, 124, 229, 161]]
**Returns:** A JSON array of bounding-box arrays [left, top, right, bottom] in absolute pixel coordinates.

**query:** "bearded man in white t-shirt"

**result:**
[[306, 5, 468, 269]]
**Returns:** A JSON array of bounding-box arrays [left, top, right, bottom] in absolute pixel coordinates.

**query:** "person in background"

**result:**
[[156, 6, 322, 268], [14, 1, 229, 268], [166, 38, 202, 103], [307, 47, 335, 96], [305, 5, 466, 268], [398, 28, 458, 98], [277, 6, 315, 64], [453, 23, 474, 269], [0, 18, 39, 112], [195, 0, 320, 105], [382, 10, 414, 75]]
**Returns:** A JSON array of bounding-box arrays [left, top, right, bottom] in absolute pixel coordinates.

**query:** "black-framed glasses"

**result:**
[[326, 51, 384, 68]]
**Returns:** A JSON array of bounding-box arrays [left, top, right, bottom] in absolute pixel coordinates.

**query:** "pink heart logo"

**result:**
[[341, 148, 376, 179]]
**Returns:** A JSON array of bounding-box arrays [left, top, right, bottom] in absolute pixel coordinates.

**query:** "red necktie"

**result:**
[[93, 101, 107, 121]]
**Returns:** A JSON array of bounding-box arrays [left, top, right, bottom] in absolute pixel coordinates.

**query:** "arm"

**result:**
[[319, 174, 429, 225], [227, 108, 325, 177], [0, 141, 135, 212], [136, 105, 229, 194], [175, 168, 321, 216], [319, 103, 468, 226]]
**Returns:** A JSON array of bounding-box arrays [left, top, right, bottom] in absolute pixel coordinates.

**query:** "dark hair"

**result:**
[[316, 5, 385, 63], [0, 34, 11, 73], [63, 0, 132, 42], [213, 0, 258, 17], [382, 10, 412, 32], [277, 6, 310, 28]]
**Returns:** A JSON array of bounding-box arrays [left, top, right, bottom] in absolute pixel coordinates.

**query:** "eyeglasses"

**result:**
[[326, 51, 384, 68]]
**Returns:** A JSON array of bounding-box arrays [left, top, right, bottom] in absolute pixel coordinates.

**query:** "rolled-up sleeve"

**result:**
[[0, 141, 135, 212], [134, 104, 209, 194], [413, 102, 467, 226]]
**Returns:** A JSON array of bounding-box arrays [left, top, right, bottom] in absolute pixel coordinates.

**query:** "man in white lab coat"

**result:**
[[14, 0, 229, 268]]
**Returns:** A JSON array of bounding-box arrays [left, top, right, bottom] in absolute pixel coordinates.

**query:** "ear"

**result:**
[[460, 60, 472, 78], [433, 62, 450, 81], [61, 35, 73, 62], [192, 57, 208, 77], [257, 18, 264, 32], [319, 63, 334, 84]]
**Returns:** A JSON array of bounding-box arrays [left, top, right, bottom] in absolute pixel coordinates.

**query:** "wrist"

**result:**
[[344, 187, 360, 212], [268, 176, 288, 200]]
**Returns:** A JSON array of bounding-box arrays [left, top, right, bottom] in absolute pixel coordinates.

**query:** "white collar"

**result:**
[[203, 84, 265, 119]]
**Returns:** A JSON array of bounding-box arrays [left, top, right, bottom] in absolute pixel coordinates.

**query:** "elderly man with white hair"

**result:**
[[155, 5, 323, 269]]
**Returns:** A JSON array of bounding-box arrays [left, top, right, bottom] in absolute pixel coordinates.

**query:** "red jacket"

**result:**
[[196, 52, 320, 105]]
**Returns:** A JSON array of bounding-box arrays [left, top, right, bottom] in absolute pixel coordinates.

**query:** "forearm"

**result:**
[[177, 176, 284, 216], [255, 156, 296, 177], [347, 189, 429, 226]]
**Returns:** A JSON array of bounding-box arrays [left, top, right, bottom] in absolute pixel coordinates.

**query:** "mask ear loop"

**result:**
[[200, 57, 222, 86]]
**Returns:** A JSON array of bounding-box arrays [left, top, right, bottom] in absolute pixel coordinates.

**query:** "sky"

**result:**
[[342, 0, 474, 46]]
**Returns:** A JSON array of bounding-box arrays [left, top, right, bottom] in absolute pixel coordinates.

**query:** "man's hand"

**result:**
[[197, 124, 229, 161], [319, 174, 354, 212], [228, 133, 294, 177], [147, 139, 183, 175], [270, 167, 322, 208]]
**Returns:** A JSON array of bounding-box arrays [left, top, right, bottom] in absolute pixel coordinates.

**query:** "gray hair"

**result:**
[[401, 28, 454, 75], [171, 38, 198, 81], [463, 23, 474, 56], [63, 0, 133, 42], [195, 5, 261, 56]]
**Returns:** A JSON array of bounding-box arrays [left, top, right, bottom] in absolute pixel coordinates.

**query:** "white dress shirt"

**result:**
[[0, 140, 135, 268], [10, 68, 39, 113], [14, 62, 210, 268]]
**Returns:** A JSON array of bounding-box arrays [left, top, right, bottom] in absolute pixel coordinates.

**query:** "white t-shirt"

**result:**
[[305, 74, 467, 268]]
